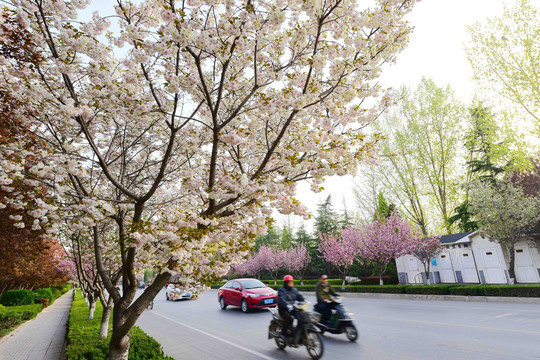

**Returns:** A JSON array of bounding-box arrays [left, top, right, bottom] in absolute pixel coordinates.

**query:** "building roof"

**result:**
[[439, 232, 474, 244]]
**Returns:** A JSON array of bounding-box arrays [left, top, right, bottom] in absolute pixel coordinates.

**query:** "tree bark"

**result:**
[[109, 329, 130, 360], [508, 243, 516, 284], [88, 298, 96, 321], [99, 296, 113, 339]]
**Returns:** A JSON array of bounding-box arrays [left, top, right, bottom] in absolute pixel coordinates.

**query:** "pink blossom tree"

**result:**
[[356, 213, 418, 285], [284, 243, 311, 285], [258, 246, 286, 285], [233, 253, 263, 279], [0, 1, 417, 357], [411, 236, 442, 285], [319, 230, 360, 290]]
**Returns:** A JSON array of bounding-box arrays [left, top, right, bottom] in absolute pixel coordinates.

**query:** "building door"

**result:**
[[480, 248, 506, 284], [437, 253, 455, 283], [405, 256, 422, 284], [460, 250, 479, 283], [515, 246, 540, 283]]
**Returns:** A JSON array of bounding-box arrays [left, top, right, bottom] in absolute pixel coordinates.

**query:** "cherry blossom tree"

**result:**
[[0, 1, 417, 357], [285, 243, 311, 285], [233, 252, 263, 278], [411, 236, 442, 285], [356, 213, 417, 285], [319, 229, 360, 289], [258, 246, 286, 285], [65, 226, 121, 339]]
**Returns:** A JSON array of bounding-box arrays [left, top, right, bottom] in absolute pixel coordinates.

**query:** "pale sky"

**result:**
[[283, 0, 511, 232]]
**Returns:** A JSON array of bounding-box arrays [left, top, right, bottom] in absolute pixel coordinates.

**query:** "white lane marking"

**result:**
[[151, 310, 276, 360]]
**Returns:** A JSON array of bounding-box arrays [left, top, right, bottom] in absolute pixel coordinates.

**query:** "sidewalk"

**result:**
[[0, 290, 74, 360]]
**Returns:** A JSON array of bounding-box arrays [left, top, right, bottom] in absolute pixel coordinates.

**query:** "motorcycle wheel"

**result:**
[[306, 331, 324, 360], [345, 324, 358, 342], [270, 323, 286, 350]]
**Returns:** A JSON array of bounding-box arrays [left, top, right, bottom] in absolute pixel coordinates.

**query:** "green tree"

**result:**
[[371, 78, 465, 235], [468, 179, 540, 283], [313, 195, 339, 236], [373, 192, 396, 220], [466, 0, 540, 136]]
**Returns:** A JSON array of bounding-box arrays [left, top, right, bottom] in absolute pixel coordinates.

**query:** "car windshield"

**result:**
[[240, 279, 266, 289]]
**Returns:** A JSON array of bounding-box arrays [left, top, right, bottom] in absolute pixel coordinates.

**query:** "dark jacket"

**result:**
[[315, 281, 338, 304], [278, 284, 304, 311]]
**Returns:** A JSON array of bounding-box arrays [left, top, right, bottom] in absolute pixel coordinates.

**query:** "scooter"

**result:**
[[268, 301, 325, 359], [314, 296, 358, 342]]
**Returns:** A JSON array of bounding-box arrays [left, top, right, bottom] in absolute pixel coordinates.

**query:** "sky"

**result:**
[[281, 0, 511, 232]]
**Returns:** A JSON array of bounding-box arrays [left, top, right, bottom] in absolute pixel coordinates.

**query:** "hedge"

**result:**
[[66, 291, 174, 360], [449, 285, 540, 297], [0, 289, 35, 306], [0, 303, 42, 337], [34, 288, 54, 304]]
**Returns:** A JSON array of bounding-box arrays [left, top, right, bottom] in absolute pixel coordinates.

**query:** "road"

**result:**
[[136, 289, 540, 360]]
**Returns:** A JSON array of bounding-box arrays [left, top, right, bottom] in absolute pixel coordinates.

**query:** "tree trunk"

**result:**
[[109, 330, 130, 360], [379, 273, 384, 286], [88, 298, 96, 320], [508, 243, 516, 284], [99, 296, 113, 339], [341, 274, 346, 291], [423, 262, 430, 285]]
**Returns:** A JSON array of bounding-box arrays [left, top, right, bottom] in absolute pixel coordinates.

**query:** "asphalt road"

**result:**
[[136, 289, 540, 360]]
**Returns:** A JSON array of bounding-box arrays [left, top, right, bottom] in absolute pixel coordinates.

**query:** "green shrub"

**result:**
[[0, 304, 5, 313], [0, 303, 42, 337], [0, 289, 35, 306], [344, 285, 408, 294], [51, 287, 61, 299], [404, 285, 455, 295], [34, 288, 54, 304], [65, 291, 173, 360], [449, 285, 540, 297]]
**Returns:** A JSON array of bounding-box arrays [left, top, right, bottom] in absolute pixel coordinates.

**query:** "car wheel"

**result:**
[[219, 297, 227, 310], [241, 299, 249, 313]]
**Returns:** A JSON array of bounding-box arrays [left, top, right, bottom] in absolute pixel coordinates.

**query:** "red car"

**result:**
[[218, 278, 278, 312]]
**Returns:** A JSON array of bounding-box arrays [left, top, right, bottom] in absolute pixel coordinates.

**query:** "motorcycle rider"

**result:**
[[278, 274, 305, 343], [315, 274, 347, 327]]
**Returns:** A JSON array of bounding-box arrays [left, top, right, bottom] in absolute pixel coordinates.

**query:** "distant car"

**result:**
[[166, 285, 192, 301], [218, 278, 277, 313], [138, 282, 145, 289]]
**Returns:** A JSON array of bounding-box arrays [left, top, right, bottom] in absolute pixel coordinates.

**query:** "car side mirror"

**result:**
[[235, 287, 241, 291]]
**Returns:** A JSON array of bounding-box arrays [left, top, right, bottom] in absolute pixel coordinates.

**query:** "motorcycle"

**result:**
[[314, 296, 357, 342], [268, 301, 324, 359]]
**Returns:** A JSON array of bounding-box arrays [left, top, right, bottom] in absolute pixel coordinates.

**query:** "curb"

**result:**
[[299, 291, 540, 304]]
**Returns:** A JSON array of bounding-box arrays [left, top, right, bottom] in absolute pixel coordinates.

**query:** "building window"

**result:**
[[463, 253, 469, 257], [464, 244, 468, 248], [486, 252, 493, 255], [516, 249, 524, 253]]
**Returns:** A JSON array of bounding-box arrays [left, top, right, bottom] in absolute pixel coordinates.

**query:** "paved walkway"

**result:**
[[0, 290, 74, 360]]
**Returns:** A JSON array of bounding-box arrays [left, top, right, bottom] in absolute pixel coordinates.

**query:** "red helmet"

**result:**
[[283, 275, 294, 282]]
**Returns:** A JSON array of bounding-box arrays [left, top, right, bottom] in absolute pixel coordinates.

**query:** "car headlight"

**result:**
[[273, 291, 278, 296], [246, 294, 261, 298]]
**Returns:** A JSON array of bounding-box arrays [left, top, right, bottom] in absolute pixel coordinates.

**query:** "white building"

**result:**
[[396, 231, 540, 285]]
